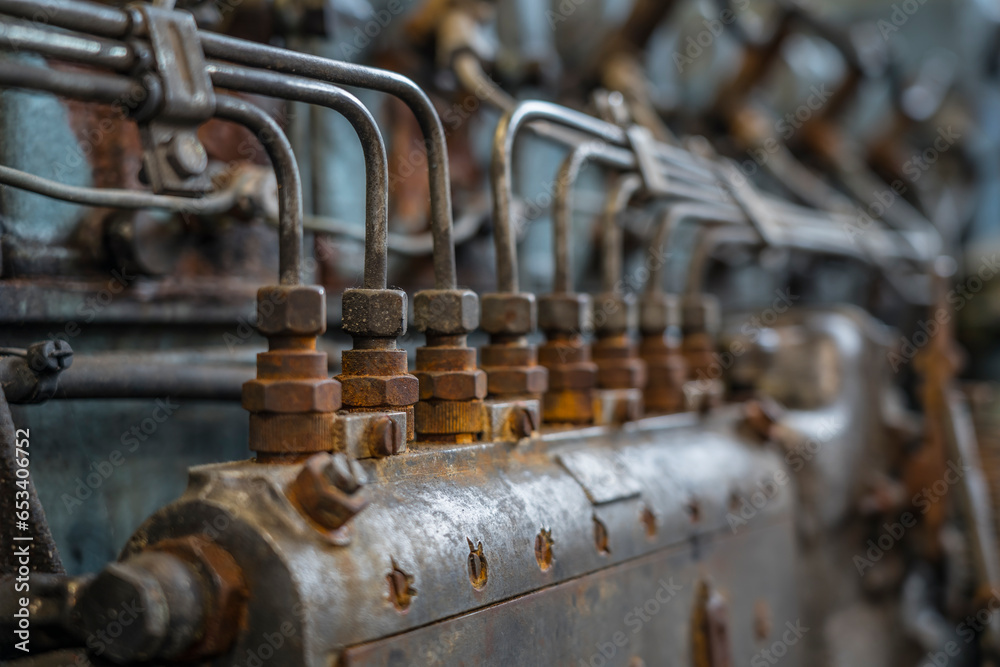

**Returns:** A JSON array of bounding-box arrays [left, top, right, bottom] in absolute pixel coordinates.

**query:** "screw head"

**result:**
[[167, 133, 208, 178], [26, 340, 73, 373], [372, 416, 402, 457]]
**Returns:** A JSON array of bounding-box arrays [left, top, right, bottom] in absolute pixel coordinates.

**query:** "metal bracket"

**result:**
[[130, 4, 216, 196], [625, 124, 671, 197]]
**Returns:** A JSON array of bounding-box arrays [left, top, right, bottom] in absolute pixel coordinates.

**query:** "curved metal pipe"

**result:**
[[0, 58, 141, 103], [601, 174, 644, 293], [207, 62, 388, 290], [198, 31, 456, 291], [0, 0, 130, 38], [213, 95, 303, 286], [551, 142, 608, 293]]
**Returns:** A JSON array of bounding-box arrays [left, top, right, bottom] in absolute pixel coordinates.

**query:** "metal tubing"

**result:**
[[0, 58, 140, 103], [54, 356, 251, 399], [198, 31, 457, 290], [208, 62, 388, 290], [0, 164, 239, 213], [214, 95, 303, 285], [0, 17, 134, 70], [551, 142, 608, 293], [601, 174, 644, 293], [0, 0, 131, 38]]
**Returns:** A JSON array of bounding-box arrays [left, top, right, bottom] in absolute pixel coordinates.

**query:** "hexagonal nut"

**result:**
[[413, 289, 479, 335], [417, 369, 488, 400], [486, 365, 548, 395], [591, 292, 636, 334], [242, 378, 341, 413], [547, 362, 598, 390], [339, 374, 420, 407], [342, 288, 407, 338], [480, 292, 536, 336], [256, 285, 327, 337], [681, 294, 721, 336], [639, 293, 680, 335], [597, 359, 647, 389], [538, 292, 592, 334], [288, 452, 369, 531]]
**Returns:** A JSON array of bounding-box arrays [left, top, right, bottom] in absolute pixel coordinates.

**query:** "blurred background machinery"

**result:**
[[2, 0, 1000, 665]]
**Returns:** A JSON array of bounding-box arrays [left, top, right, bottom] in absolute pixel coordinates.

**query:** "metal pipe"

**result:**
[[54, 356, 252, 400], [551, 142, 607, 293], [213, 95, 303, 286], [207, 62, 388, 290], [197, 31, 457, 291], [0, 58, 140, 103], [0, 0, 131, 39], [0, 17, 134, 70], [601, 174, 644, 293], [0, 164, 240, 213]]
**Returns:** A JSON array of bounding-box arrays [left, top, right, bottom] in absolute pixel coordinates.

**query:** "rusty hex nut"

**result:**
[[342, 288, 407, 338], [256, 285, 326, 337], [486, 365, 548, 395], [340, 374, 420, 407], [547, 362, 598, 390], [592, 292, 636, 335], [416, 369, 488, 401], [413, 289, 480, 335], [538, 293, 592, 334], [242, 378, 342, 413], [681, 294, 721, 336], [480, 292, 537, 336], [597, 358, 647, 389], [287, 452, 369, 532], [639, 293, 680, 335]]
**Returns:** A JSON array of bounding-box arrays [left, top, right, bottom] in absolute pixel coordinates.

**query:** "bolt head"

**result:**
[[592, 292, 636, 335], [167, 133, 208, 178], [242, 378, 341, 413], [480, 292, 537, 336], [256, 285, 327, 337], [486, 365, 548, 395], [639, 293, 680, 335], [416, 370, 488, 401], [342, 288, 407, 339], [339, 373, 420, 408], [413, 289, 480, 335], [288, 452, 368, 531], [538, 293, 592, 334], [26, 340, 73, 373]]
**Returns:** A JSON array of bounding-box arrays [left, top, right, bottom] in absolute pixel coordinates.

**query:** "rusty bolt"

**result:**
[[639, 293, 680, 335], [167, 133, 208, 178], [592, 292, 635, 335], [480, 292, 537, 336], [511, 406, 537, 439], [242, 378, 341, 413], [26, 340, 73, 373], [597, 359, 647, 390], [743, 398, 783, 441], [413, 289, 480, 335], [256, 285, 327, 338], [287, 452, 368, 532], [342, 288, 407, 338], [417, 369, 488, 401], [538, 292, 592, 334], [486, 365, 548, 396], [340, 374, 420, 407], [370, 416, 403, 456], [547, 363, 598, 390]]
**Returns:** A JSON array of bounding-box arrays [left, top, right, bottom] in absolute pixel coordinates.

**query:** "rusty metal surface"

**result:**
[[120, 405, 793, 665]]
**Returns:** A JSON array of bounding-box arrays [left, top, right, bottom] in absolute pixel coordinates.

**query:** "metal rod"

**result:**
[[0, 164, 239, 213], [0, 58, 140, 104], [0, 17, 134, 70], [207, 62, 388, 290], [601, 173, 644, 293], [54, 356, 252, 400], [198, 31, 457, 291], [551, 142, 608, 293], [0, 0, 131, 39], [214, 95, 303, 286]]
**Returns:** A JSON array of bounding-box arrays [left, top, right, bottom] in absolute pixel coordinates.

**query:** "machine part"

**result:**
[[286, 451, 369, 541], [332, 411, 407, 459], [479, 292, 548, 399], [639, 292, 688, 414], [481, 398, 541, 442], [243, 285, 341, 457], [538, 293, 598, 425], [682, 294, 725, 411], [0, 341, 73, 404]]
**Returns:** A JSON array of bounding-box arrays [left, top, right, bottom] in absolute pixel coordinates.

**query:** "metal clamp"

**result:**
[[128, 4, 216, 195]]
